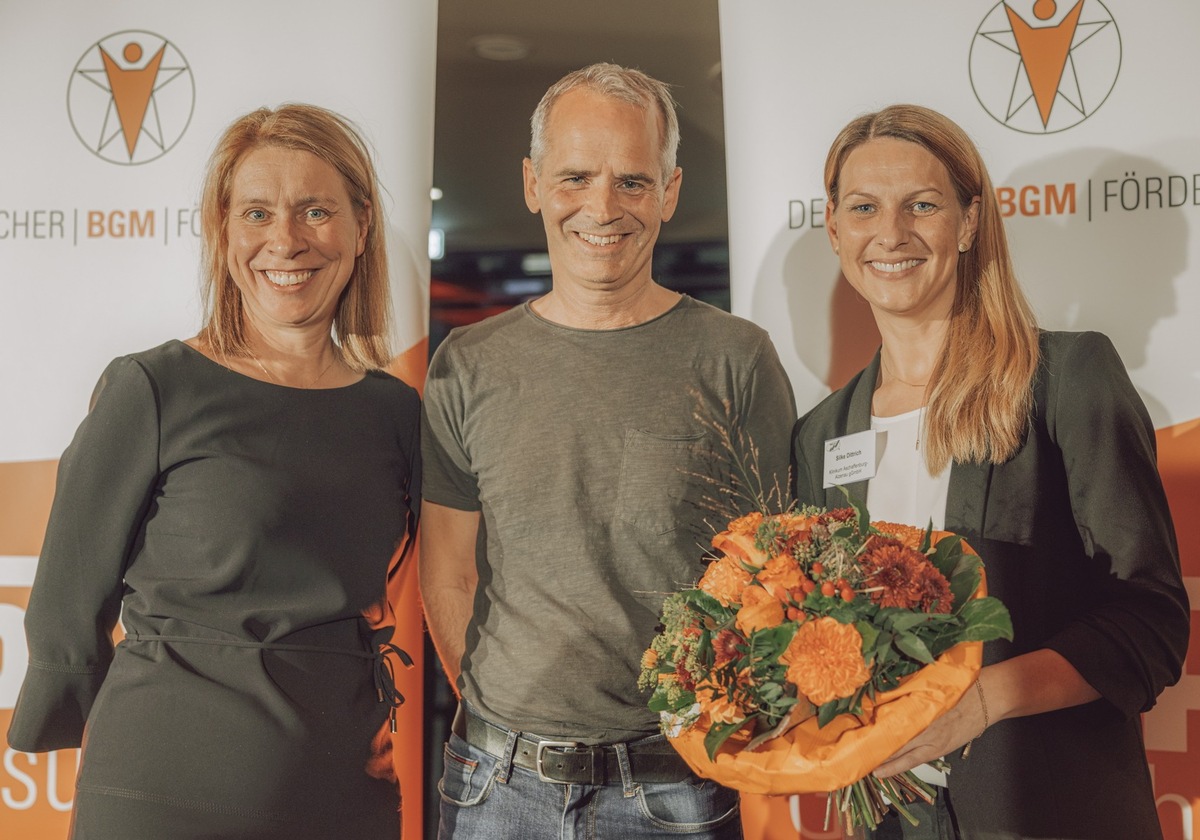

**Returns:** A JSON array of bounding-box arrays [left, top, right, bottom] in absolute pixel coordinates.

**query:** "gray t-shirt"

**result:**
[[422, 296, 796, 742]]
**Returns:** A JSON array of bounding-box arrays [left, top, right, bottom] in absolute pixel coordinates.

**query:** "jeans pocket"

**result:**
[[616, 429, 709, 536], [437, 734, 499, 807], [636, 777, 741, 833]]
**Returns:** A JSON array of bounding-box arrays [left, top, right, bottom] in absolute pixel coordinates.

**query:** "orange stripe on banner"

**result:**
[[1142, 420, 1198, 840], [1156, 417, 1200, 673], [388, 337, 429, 398], [0, 460, 57, 556], [388, 547, 424, 839], [386, 335, 427, 840]]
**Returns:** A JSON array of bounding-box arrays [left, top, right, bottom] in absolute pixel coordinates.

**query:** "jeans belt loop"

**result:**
[[496, 727, 520, 785], [614, 741, 636, 797]]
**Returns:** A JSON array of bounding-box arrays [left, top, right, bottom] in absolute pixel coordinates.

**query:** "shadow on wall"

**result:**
[[752, 217, 881, 413], [1002, 149, 1188, 426], [753, 149, 1189, 426]]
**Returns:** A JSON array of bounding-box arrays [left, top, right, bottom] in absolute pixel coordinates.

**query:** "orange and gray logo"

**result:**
[[969, 1, 1120, 134], [67, 30, 195, 165]]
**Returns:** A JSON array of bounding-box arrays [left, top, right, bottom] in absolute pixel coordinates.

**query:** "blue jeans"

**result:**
[[436, 732, 743, 839]]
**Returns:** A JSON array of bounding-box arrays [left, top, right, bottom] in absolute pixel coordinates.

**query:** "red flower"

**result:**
[[713, 629, 743, 668], [817, 507, 856, 526], [860, 538, 953, 613]]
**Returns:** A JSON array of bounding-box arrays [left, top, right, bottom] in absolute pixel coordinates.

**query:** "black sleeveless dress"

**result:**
[[8, 340, 420, 839]]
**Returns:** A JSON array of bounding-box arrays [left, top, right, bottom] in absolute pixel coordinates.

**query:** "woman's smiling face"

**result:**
[[826, 137, 979, 325], [225, 146, 369, 336]]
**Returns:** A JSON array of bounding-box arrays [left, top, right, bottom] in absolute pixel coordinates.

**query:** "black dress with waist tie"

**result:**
[[7, 340, 420, 840]]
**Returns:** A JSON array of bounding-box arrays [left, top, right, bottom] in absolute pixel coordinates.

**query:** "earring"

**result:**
[[834, 246, 839, 254], [958, 242, 968, 252]]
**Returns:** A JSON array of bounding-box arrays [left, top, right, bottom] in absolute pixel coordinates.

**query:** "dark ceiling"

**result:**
[[431, 0, 726, 254]]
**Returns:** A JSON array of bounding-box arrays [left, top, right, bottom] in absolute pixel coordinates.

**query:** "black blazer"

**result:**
[[792, 331, 1188, 840]]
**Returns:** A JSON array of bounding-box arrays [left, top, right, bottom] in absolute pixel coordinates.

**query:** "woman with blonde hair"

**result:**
[[792, 104, 1187, 839], [9, 103, 420, 839]]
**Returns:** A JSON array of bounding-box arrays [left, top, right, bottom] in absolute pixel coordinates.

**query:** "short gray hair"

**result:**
[[529, 63, 680, 181]]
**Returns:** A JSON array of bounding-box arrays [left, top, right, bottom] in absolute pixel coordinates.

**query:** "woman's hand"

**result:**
[[872, 649, 1101, 777], [872, 672, 987, 777]]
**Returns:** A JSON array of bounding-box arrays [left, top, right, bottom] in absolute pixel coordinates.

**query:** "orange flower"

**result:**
[[774, 512, 817, 531], [711, 530, 769, 568], [860, 538, 953, 613], [871, 521, 926, 550], [727, 511, 764, 536], [769, 513, 816, 553], [781, 617, 870, 706], [711, 512, 766, 566], [698, 555, 752, 606], [641, 648, 658, 669], [695, 678, 749, 725], [758, 553, 803, 599], [736, 585, 785, 634]]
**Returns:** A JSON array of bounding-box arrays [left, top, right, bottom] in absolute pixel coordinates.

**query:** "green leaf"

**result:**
[[924, 628, 963, 659], [682, 589, 735, 621], [928, 534, 965, 577], [918, 522, 933, 553], [947, 557, 982, 612], [885, 610, 936, 633], [648, 688, 694, 714], [817, 699, 843, 728], [894, 632, 935, 664], [703, 719, 747, 760], [647, 692, 672, 713], [958, 597, 1014, 642], [856, 620, 880, 653], [825, 601, 859, 624], [749, 624, 798, 661], [839, 486, 870, 535]]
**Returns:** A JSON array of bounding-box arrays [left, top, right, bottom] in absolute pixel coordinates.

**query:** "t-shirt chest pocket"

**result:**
[[615, 428, 709, 536]]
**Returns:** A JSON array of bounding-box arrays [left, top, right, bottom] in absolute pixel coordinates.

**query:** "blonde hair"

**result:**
[[824, 104, 1039, 469], [197, 103, 392, 371], [530, 62, 680, 181]]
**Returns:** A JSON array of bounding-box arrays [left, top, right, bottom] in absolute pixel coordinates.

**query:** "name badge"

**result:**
[[822, 430, 877, 489]]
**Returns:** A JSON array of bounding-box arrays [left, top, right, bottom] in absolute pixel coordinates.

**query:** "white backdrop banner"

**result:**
[[719, 2, 1200, 838], [0, 1, 436, 837]]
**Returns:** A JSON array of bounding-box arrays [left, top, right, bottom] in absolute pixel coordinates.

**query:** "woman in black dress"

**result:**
[[8, 104, 420, 839]]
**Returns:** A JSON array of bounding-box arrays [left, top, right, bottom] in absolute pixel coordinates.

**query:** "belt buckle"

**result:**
[[535, 740, 582, 784]]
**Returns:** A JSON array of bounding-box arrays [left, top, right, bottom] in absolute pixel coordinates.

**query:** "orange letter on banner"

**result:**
[[996, 187, 1016, 218], [1019, 185, 1041, 216], [1045, 183, 1076, 215], [129, 210, 154, 238]]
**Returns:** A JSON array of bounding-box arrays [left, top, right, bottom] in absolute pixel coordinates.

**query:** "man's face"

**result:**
[[523, 88, 681, 298]]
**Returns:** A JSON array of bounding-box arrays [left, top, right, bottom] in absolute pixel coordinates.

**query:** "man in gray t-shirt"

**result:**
[[421, 63, 796, 840]]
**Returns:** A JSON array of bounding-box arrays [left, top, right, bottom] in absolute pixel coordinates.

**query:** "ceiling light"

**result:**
[[471, 34, 531, 62], [521, 252, 552, 275]]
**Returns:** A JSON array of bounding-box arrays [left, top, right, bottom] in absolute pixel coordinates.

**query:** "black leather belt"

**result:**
[[453, 707, 691, 785]]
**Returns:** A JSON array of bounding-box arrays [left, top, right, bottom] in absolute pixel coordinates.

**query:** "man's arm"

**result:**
[[419, 501, 481, 689]]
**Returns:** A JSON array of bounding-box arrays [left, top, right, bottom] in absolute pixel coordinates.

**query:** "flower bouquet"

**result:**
[[639, 495, 1012, 833]]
